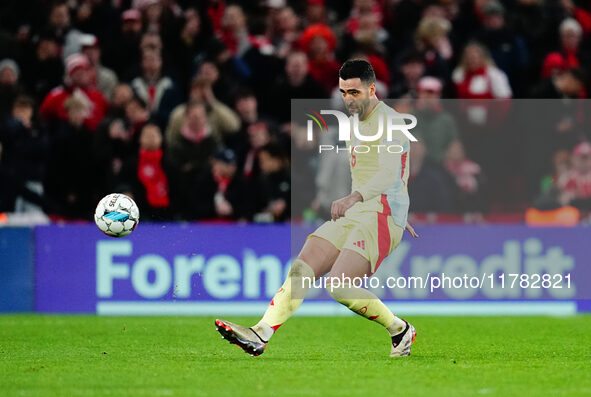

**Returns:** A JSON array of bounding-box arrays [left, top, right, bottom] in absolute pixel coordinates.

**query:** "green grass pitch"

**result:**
[[1, 315, 590, 396]]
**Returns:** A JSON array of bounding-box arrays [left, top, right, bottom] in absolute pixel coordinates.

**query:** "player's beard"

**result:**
[[346, 96, 370, 117]]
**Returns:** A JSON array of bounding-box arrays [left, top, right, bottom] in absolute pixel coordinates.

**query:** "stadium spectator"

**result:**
[[79, 34, 118, 100], [413, 16, 453, 80], [44, 95, 96, 218], [131, 49, 181, 128], [304, 0, 330, 26], [167, 101, 219, 219], [139, 32, 164, 63], [452, 42, 513, 99], [218, 5, 285, 97], [168, 100, 219, 172], [265, 51, 326, 123], [412, 76, 460, 165], [408, 141, 455, 212], [0, 96, 48, 213], [93, 117, 134, 194], [312, 136, 352, 220], [103, 9, 143, 80], [345, 0, 384, 36], [339, 10, 389, 65], [169, 7, 218, 90], [118, 122, 174, 220], [108, 83, 134, 119], [254, 143, 290, 222], [0, 59, 22, 121], [555, 18, 590, 70], [137, 0, 183, 41], [531, 67, 586, 98], [452, 42, 513, 204], [560, 0, 591, 35], [46, 0, 87, 62], [227, 89, 277, 171], [192, 60, 235, 109], [556, 141, 591, 210], [524, 78, 586, 199], [39, 53, 109, 131], [72, 0, 120, 43], [533, 149, 572, 210], [220, 4, 257, 57], [291, 122, 319, 221], [299, 24, 340, 92], [355, 11, 389, 48], [166, 70, 241, 150], [269, 6, 301, 59], [19, 31, 64, 104], [444, 141, 485, 211], [125, 95, 151, 142], [472, 1, 529, 96], [243, 120, 275, 181], [544, 150, 572, 193], [389, 52, 425, 99], [540, 52, 567, 80], [194, 147, 253, 221]]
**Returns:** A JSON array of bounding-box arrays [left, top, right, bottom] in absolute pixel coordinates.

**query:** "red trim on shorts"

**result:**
[[375, 194, 392, 273]]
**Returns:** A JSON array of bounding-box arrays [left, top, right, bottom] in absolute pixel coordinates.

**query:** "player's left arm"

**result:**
[[405, 221, 419, 238]]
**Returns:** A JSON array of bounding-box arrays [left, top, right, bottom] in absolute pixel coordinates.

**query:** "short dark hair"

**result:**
[[339, 59, 376, 85]]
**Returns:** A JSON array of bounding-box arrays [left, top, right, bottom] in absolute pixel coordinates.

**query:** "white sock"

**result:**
[[252, 321, 274, 342], [386, 317, 407, 336]]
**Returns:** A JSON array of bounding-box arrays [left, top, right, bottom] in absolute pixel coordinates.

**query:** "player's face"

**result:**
[[339, 78, 374, 116]]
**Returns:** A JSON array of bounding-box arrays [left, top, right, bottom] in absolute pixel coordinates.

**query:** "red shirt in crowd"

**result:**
[[40, 86, 109, 131]]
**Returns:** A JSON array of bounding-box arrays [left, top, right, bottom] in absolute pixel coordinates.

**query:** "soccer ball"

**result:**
[[94, 193, 140, 237]]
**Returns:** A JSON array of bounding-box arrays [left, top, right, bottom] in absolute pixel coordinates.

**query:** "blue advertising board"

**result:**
[[0, 228, 34, 312], [33, 224, 591, 315]]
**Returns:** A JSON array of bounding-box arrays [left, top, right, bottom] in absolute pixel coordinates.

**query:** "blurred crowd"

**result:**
[[1, 0, 591, 223]]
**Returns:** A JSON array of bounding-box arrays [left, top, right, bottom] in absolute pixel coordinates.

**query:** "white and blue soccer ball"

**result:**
[[94, 193, 140, 237]]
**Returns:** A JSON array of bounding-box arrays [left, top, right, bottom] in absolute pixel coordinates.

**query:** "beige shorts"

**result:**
[[309, 210, 404, 274]]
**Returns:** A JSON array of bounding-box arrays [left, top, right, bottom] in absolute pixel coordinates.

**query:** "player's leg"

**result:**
[[327, 248, 406, 334], [326, 225, 416, 356], [215, 233, 340, 355], [253, 236, 339, 333]]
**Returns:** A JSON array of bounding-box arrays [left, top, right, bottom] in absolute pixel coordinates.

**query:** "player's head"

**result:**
[[338, 59, 376, 116]]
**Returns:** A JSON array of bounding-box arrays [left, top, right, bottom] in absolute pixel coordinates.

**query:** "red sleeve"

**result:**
[[85, 91, 109, 131]]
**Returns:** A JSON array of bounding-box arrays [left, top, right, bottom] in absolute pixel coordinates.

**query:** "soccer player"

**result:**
[[215, 59, 418, 357]]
